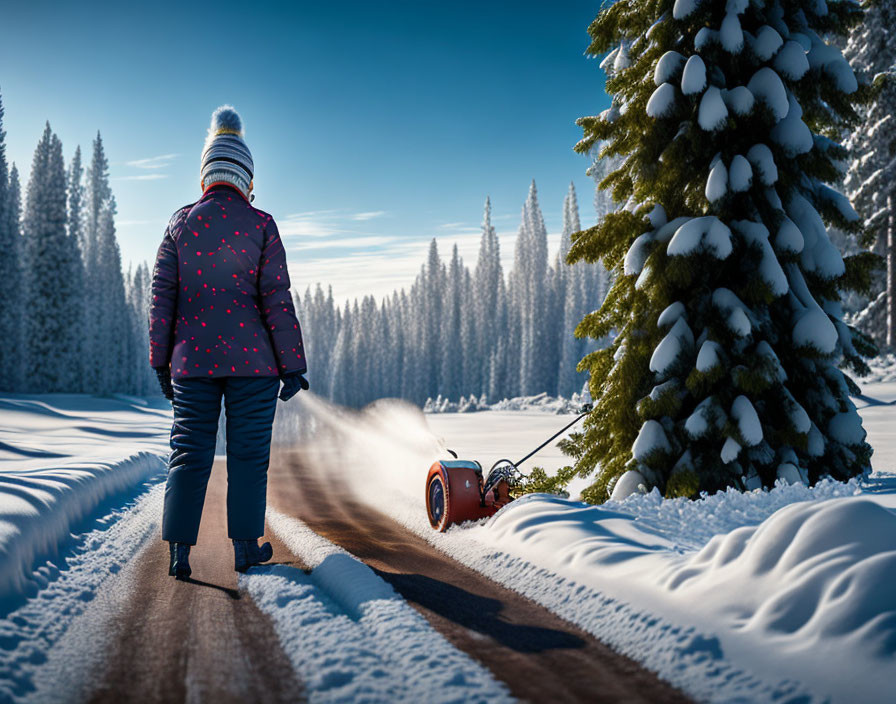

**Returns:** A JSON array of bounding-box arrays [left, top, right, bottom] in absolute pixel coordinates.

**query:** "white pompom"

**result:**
[[209, 105, 243, 135]]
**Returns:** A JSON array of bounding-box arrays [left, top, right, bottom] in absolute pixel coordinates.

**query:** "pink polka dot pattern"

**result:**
[[149, 183, 306, 379]]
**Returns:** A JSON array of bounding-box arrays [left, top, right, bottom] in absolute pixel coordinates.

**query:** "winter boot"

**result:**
[[168, 542, 192, 580], [233, 539, 273, 573]]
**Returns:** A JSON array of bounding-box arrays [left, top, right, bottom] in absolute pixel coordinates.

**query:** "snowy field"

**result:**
[[275, 382, 896, 704]]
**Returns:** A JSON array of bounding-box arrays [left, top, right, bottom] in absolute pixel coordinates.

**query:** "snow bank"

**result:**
[[0, 394, 171, 606], [0, 452, 165, 605], [246, 509, 511, 704], [471, 489, 896, 703]]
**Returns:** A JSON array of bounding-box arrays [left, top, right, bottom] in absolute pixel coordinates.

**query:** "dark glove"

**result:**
[[279, 371, 309, 402], [154, 366, 174, 401]]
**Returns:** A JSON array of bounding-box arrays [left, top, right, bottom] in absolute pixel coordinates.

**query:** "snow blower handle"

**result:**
[[514, 404, 593, 467]]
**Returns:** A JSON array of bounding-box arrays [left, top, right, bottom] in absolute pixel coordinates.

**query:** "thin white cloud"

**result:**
[[114, 173, 168, 181], [126, 153, 179, 169], [284, 209, 342, 219], [351, 210, 386, 221], [278, 216, 349, 239], [279, 209, 389, 238], [287, 235, 399, 252]]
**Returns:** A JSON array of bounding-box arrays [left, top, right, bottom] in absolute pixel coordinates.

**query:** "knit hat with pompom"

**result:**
[[200, 105, 254, 198]]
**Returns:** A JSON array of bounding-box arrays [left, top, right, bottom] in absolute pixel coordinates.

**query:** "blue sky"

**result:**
[[2, 0, 609, 303]]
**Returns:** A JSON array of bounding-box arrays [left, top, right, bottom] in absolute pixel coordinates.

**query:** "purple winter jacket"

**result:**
[[149, 183, 306, 379]]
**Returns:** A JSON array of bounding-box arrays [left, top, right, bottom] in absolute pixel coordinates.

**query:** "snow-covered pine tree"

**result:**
[[376, 298, 392, 400], [843, 0, 896, 348], [565, 0, 873, 502], [351, 296, 376, 404], [3, 164, 23, 390], [83, 132, 110, 265], [507, 205, 528, 399], [524, 181, 551, 395], [318, 286, 340, 389], [440, 244, 464, 400], [510, 182, 551, 396], [459, 266, 475, 395], [422, 239, 444, 400], [127, 261, 153, 394], [68, 146, 84, 245], [96, 197, 130, 393], [472, 197, 503, 397], [64, 146, 87, 392], [0, 92, 23, 392], [399, 288, 419, 400], [23, 124, 82, 392], [328, 300, 353, 405], [547, 248, 565, 397], [82, 132, 111, 391], [388, 289, 406, 399], [295, 283, 338, 393], [487, 271, 510, 401], [557, 182, 592, 397]]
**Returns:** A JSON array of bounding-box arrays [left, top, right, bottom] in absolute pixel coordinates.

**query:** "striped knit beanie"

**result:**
[[200, 105, 254, 198]]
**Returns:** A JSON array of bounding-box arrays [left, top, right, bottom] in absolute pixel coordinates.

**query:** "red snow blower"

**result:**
[[425, 405, 592, 531]]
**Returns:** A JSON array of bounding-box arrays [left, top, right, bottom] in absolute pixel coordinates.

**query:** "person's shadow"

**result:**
[[181, 559, 310, 600], [182, 577, 241, 600], [374, 569, 585, 654]]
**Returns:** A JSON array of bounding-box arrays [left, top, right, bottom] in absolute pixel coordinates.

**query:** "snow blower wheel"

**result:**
[[426, 460, 498, 531]]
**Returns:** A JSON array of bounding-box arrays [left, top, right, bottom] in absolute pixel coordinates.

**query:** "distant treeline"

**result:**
[[294, 182, 611, 408]]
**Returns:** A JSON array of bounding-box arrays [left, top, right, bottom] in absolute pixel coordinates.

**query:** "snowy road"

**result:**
[[66, 451, 687, 704], [1, 388, 894, 702]]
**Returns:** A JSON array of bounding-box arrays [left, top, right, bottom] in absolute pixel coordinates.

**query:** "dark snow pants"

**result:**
[[162, 376, 280, 545]]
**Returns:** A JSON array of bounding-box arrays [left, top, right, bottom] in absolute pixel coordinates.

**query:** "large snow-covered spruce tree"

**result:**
[[565, 0, 874, 502]]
